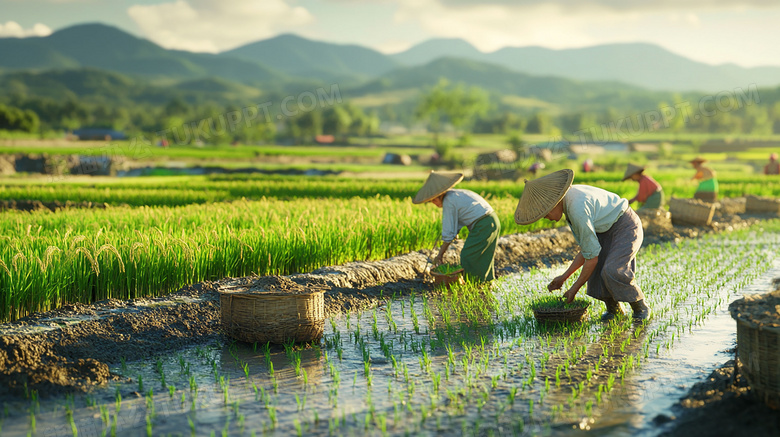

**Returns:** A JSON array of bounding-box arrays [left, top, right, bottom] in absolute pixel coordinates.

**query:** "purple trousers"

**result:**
[[586, 208, 645, 303]]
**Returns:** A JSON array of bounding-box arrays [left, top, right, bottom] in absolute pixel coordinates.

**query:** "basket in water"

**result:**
[[219, 287, 326, 344], [745, 195, 780, 215], [730, 292, 780, 409], [430, 265, 465, 288], [531, 298, 590, 324], [668, 197, 716, 226]]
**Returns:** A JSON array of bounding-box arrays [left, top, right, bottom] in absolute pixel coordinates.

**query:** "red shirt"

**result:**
[[631, 174, 662, 203]]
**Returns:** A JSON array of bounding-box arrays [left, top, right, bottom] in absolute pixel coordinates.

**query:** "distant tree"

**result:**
[[322, 106, 352, 138], [473, 112, 526, 134], [294, 110, 323, 143], [559, 111, 597, 135], [507, 131, 525, 156], [526, 112, 556, 135], [771, 102, 780, 134], [416, 79, 489, 150], [741, 104, 772, 135], [58, 99, 88, 130], [0, 104, 39, 133]]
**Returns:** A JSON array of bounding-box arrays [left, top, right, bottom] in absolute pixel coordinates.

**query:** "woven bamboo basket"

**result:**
[[219, 289, 326, 344], [533, 305, 589, 324], [745, 195, 780, 215], [430, 268, 465, 289], [731, 314, 780, 409], [668, 197, 716, 226]]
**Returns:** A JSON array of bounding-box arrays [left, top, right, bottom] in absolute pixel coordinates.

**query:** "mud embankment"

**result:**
[[0, 199, 110, 212]]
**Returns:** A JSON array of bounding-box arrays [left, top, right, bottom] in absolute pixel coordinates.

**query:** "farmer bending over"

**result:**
[[690, 156, 718, 202], [413, 171, 501, 283], [623, 163, 664, 209], [765, 153, 780, 175], [514, 169, 650, 321]]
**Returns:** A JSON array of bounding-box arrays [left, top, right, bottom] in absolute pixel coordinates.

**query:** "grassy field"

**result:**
[[2, 171, 780, 323], [2, 171, 780, 206], [0, 192, 559, 323]]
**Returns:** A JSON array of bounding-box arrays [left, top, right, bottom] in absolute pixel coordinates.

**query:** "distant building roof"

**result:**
[[73, 129, 127, 141], [314, 135, 335, 144], [629, 143, 660, 153], [569, 144, 606, 155]]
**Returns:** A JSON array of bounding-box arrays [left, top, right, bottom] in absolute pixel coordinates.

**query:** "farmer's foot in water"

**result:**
[[630, 299, 650, 321], [600, 297, 624, 322]]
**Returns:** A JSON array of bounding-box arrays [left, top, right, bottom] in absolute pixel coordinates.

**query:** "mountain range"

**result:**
[[390, 39, 780, 92], [0, 23, 777, 111]]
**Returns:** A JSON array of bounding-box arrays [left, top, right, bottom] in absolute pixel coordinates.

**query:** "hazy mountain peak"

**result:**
[[392, 38, 485, 65]]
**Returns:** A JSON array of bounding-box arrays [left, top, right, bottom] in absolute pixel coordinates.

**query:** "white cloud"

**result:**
[[127, 0, 314, 53], [394, 0, 628, 52], [669, 12, 701, 26], [0, 21, 52, 37], [436, 0, 778, 13]]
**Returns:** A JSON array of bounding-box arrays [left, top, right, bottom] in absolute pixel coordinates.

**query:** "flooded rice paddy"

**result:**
[[1, 229, 778, 437]]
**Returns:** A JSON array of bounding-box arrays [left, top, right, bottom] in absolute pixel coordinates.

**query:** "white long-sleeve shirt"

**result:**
[[563, 185, 628, 259], [441, 189, 494, 242]]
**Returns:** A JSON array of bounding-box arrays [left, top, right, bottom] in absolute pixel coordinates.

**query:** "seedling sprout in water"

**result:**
[[2, 224, 779, 436], [529, 296, 591, 312], [431, 264, 463, 275]]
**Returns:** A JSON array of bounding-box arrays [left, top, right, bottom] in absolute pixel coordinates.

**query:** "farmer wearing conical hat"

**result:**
[[623, 163, 664, 209], [764, 153, 780, 175], [690, 157, 718, 202], [515, 169, 649, 321], [414, 171, 501, 283]]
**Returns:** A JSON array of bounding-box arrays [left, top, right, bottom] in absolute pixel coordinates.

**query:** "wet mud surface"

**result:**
[[657, 277, 780, 436], [0, 203, 777, 406], [658, 359, 780, 437]]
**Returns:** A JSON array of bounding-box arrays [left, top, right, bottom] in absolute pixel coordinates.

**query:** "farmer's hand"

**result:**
[[547, 275, 566, 291], [563, 287, 578, 304], [433, 255, 443, 266]]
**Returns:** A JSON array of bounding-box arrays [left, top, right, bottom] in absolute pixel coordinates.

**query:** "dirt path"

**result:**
[[0, 204, 774, 399]]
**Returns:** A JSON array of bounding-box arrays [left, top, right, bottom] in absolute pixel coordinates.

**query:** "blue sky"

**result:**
[[2, 0, 780, 67]]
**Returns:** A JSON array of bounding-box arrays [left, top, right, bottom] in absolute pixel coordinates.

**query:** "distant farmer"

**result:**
[[765, 153, 780, 175], [582, 159, 594, 173], [514, 169, 650, 321], [623, 163, 664, 209], [413, 171, 501, 283], [529, 162, 544, 176], [690, 157, 718, 202]]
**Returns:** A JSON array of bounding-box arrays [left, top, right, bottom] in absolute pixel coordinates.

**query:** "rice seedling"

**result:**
[[3, 218, 778, 437]]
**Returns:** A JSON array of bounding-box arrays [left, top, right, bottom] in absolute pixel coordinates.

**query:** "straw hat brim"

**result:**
[[689, 157, 707, 164], [412, 171, 464, 204], [622, 164, 644, 181], [514, 169, 574, 225]]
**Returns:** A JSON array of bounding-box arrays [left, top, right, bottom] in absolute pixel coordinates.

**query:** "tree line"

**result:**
[[2, 77, 780, 144]]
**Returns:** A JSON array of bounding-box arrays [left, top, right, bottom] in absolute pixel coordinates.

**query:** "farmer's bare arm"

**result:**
[[434, 241, 452, 265], [563, 256, 598, 303], [548, 252, 586, 291]]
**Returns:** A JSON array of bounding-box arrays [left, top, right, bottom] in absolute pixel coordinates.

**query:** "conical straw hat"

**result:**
[[622, 163, 644, 181], [413, 171, 464, 204], [514, 169, 574, 225], [689, 156, 707, 164]]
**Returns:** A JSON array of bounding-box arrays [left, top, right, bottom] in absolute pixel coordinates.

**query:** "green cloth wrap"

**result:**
[[460, 212, 501, 283], [640, 190, 663, 209], [696, 178, 718, 193]]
